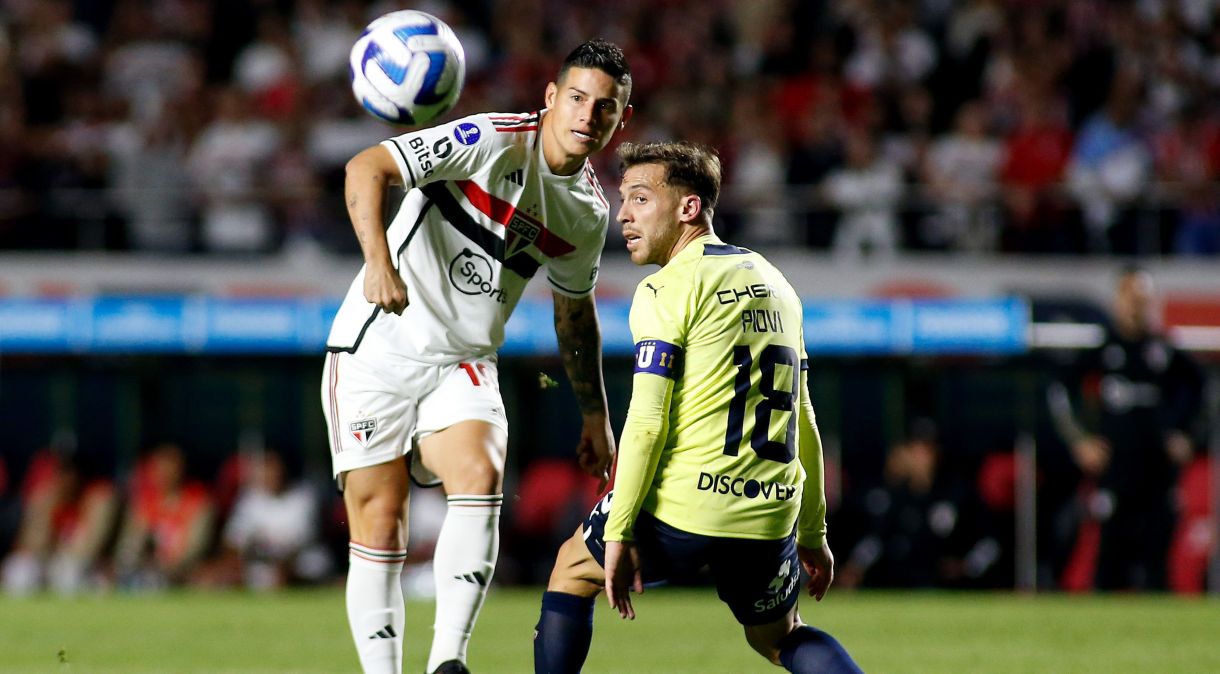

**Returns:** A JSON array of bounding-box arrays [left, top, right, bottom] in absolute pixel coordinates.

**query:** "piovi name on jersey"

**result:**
[[716, 283, 786, 334]]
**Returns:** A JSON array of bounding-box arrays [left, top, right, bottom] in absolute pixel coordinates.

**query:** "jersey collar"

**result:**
[[673, 233, 724, 263]]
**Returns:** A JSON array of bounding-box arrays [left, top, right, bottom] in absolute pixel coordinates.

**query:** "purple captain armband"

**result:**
[[633, 339, 682, 379]]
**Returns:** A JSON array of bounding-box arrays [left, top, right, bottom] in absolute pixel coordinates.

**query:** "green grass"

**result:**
[[1, 587, 1217, 673]]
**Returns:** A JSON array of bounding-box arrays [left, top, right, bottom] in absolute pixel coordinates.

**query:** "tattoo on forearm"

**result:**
[[554, 296, 607, 415]]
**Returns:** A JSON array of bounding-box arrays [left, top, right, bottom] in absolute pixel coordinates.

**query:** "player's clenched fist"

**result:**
[[364, 265, 409, 315], [576, 414, 615, 490]]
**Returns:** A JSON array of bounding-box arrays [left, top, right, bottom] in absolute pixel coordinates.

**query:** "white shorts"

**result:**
[[321, 350, 508, 487]]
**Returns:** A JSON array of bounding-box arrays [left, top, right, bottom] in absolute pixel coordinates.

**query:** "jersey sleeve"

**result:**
[[546, 211, 607, 297], [380, 114, 495, 190], [603, 276, 690, 542], [791, 314, 828, 548], [795, 359, 828, 550]]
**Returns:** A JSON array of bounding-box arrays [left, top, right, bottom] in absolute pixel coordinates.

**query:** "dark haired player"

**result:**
[[322, 40, 633, 674]]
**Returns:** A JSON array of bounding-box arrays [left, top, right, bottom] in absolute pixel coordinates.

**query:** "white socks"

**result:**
[[347, 542, 407, 674], [345, 495, 502, 674], [425, 494, 502, 673]]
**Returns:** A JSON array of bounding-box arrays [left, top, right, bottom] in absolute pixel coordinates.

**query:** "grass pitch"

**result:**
[[1, 587, 1216, 673]]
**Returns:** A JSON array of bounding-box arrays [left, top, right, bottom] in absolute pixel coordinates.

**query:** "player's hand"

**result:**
[[604, 540, 643, 620], [364, 264, 409, 315], [1071, 436, 1111, 476], [798, 543, 834, 601], [576, 413, 616, 491]]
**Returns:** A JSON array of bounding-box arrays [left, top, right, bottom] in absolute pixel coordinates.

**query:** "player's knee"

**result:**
[[745, 634, 784, 666], [420, 421, 507, 494], [469, 456, 504, 493], [546, 529, 603, 596], [546, 557, 602, 597], [348, 493, 407, 549], [445, 454, 503, 495], [744, 616, 799, 667]]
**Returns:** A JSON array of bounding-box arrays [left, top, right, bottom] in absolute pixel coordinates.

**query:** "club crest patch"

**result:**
[[505, 213, 540, 258], [349, 418, 378, 447]]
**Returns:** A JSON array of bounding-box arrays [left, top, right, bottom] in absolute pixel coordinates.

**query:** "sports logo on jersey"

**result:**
[[448, 248, 507, 303], [503, 168, 524, 186], [634, 339, 681, 379], [349, 418, 378, 447], [505, 213, 540, 258], [454, 122, 481, 145]]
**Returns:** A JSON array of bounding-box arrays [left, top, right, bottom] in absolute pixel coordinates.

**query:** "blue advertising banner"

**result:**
[[0, 296, 1029, 356]]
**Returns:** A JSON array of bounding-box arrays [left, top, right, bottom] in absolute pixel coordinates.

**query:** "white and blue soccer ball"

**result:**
[[349, 10, 466, 125]]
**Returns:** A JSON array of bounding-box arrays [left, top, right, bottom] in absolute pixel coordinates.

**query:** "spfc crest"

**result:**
[[349, 418, 378, 447], [504, 212, 541, 258]]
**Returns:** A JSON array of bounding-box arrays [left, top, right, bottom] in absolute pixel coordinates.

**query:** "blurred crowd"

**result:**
[[0, 438, 596, 595], [1, 0, 1219, 257], [0, 442, 342, 594], [1, 418, 1211, 596]]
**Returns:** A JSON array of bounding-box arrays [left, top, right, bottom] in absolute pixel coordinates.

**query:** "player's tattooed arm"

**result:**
[[553, 292, 616, 481], [553, 293, 608, 414]]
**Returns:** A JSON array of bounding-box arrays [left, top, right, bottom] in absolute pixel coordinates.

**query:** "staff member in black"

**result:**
[[1049, 266, 1204, 590]]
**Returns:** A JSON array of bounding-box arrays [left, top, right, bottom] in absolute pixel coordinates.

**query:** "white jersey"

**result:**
[[325, 110, 610, 363]]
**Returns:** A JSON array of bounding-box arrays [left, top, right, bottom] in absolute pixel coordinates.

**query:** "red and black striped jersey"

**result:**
[[326, 111, 610, 363]]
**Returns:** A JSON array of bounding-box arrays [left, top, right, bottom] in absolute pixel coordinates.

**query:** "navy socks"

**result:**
[[534, 593, 861, 674], [778, 625, 864, 673], [533, 591, 596, 674]]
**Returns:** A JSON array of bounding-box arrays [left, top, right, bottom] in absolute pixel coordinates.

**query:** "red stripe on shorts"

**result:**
[[329, 353, 343, 454]]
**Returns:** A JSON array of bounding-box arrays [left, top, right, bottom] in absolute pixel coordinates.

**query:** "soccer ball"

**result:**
[[349, 10, 466, 125]]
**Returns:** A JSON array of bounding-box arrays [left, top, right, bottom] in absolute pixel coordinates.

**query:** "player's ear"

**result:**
[[545, 82, 557, 109], [679, 194, 702, 223], [619, 104, 634, 129]]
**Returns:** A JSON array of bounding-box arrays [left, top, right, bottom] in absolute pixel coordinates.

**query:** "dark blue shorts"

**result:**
[[582, 490, 801, 626]]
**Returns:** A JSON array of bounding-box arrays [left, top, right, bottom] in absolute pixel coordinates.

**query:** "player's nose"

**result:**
[[578, 99, 596, 123]]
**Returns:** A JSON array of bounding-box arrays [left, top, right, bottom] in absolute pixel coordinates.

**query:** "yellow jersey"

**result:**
[[604, 235, 827, 547]]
